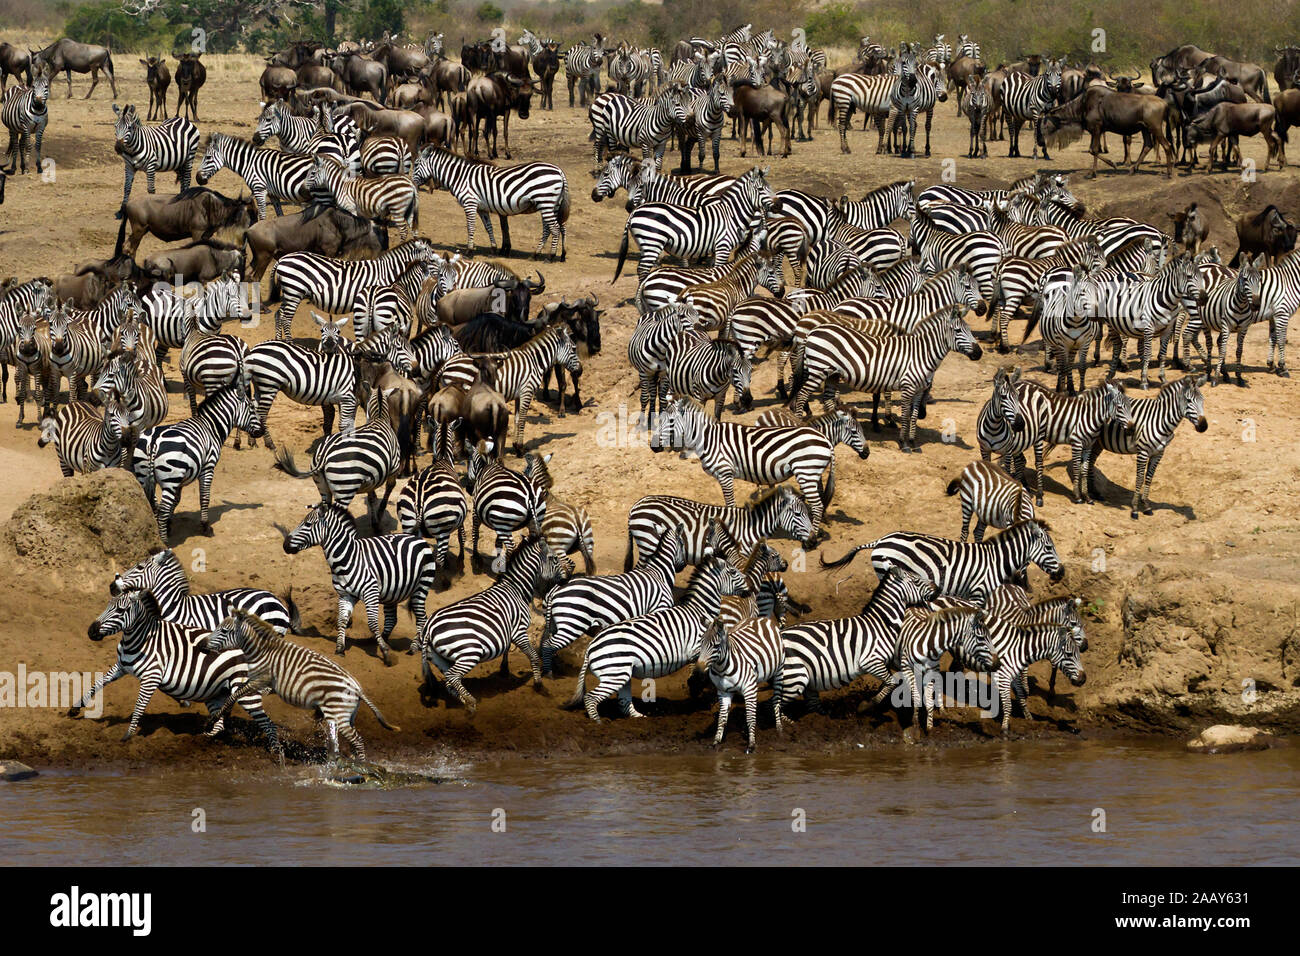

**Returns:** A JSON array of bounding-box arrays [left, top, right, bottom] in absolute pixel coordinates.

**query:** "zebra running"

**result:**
[[779, 565, 937, 715], [1084, 373, 1207, 519], [625, 486, 814, 569], [112, 546, 295, 635], [111, 103, 198, 208], [494, 324, 582, 454], [72, 590, 274, 745], [588, 85, 690, 170], [204, 608, 398, 761], [413, 147, 569, 260], [541, 523, 683, 676], [396, 452, 469, 584], [699, 611, 786, 752], [1, 72, 49, 174], [776, 180, 915, 244], [133, 381, 265, 541], [273, 386, 403, 531], [564, 41, 606, 107], [652, 395, 835, 540], [946, 459, 1036, 542], [1000, 57, 1063, 159], [566, 552, 744, 720], [38, 395, 129, 476], [613, 166, 775, 281], [418, 535, 570, 713], [195, 132, 314, 220], [269, 237, 438, 340], [465, 445, 550, 568], [822, 519, 1066, 603], [283, 502, 436, 663], [310, 154, 418, 239]]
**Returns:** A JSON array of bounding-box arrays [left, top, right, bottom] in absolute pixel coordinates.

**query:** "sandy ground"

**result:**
[[1, 56, 1298, 769]]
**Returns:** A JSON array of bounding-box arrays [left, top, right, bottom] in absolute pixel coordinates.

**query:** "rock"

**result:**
[[0, 760, 38, 781], [1186, 725, 1279, 754]]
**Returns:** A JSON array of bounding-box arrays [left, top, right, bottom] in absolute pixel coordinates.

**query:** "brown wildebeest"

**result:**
[[141, 56, 170, 120], [370, 42, 430, 85], [466, 72, 534, 159], [332, 101, 426, 158], [59, 255, 139, 304], [331, 52, 388, 104], [391, 80, 434, 110], [1150, 44, 1213, 85], [259, 63, 297, 102], [142, 239, 244, 284], [295, 62, 342, 93], [115, 187, 257, 258], [269, 41, 322, 70], [1185, 101, 1284, 172], [1042, 86, 1174, 177], [532, 41, 561, 111], [1007, 54, 1042, 76], [52, 270, 108, 309], [243, 206, 385, 282], [1274, 81, 1300, 155], [425, 57, 470, 110], [1230, 205, 1297, 266], [0, 43, 31, 93], [1168, 203, 1209, 254], [947, 55, 983, 114], [732, 82, 791, 158], [1274, 47, 1300, 92], [175, 53, 206, 122], [1196, 55, 1271, 103], [29, 38, 116, 99], [410, 105, 452, 149]]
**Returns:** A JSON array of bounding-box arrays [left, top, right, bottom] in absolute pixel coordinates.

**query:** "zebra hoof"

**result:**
[[335, 647, 346, 656], [65, 707, 80, 718], [1143, 507, 1154, 516], [1130, 511, 1140, 520], [1279, 369, 1291, 379]]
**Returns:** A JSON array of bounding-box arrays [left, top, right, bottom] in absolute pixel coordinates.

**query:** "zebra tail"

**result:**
[[1021, 298, 1042, 344], [561, 654, 589, 709], [623, 533, 636, 571], [114, 209, 129, 257], [945, 477, 961, 496], [283, 586, 303, 634], [558, 181, 571, 225], [272, 444, 315, 479], [611, 225, 630, 283], [820, 460, 836, 509], [360, 689, 401, 731], [818, 541, 876, 571], [266, 263, 282, 305]]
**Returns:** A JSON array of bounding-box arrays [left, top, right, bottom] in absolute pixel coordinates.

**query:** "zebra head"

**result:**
[[696, 618, 728, 673], [15, 304, 43, 364], [111, 547, 182, 598], [1049, 626, 1087, 686], [46, 301, 72, 361], [950, 266, 981, 314], [739, 165, 777, 215], [195, 133, 229, 186], [198, 269, 251, 326], [1237, 254, 1265, 310], [29, 71, 50, 112], [202, 611, 247, 655], [756, 252, 784, 297], [111, 103, 141, 153], [715, 552, 750, 597], [711, 74, 735, 113], [942, 305, 982, 361], [1103, 382, 1136, 434], [1023, 519, 1066, 583], [231, 382, 266, 440], [831, 408, 870, 460], [958, 610, 1000, 672], [717, 337, 752, 411], [881, 562, 940, 608], [89, 590, 161, 642], [251, 100, 283, 147], [312, 311, 349, 354], [284, 503, 350, 554], [591, 153, 634, 205], [1183, 374, 1209, 432], [769, 486, 814, 542], [991, 366, 1025, 433], [554, 324, 583, 377]]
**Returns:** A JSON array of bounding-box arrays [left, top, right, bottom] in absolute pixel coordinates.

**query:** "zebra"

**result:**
[[93, 347, 169, 454], [1026, 264, 1102, 392], [44, 303, 106, 409], [1084, 373, 1207, 519], [698, 611, 785, 751], [564, 41, 606, 107], [246, 313, 358, 450], [822, 519, 1066, 603], [819, 265, 981, 332], [982, 585, 1087, 702], [915, 227, 1003, 308], [678, 76, 734, 172], [830, 72, 898, 153], [753, 404, 869, 506], [541, 523, 684, 677], [37, 395, 129, 476], [1201, 254, 1264, 385], [588, 85, 690, 170], [111, 546, 295, 634], [359, 135, 413, 176], [955, 36, 981, 60], [517, 448, 595, 575], [203, 608, 398, 761], [1032, 195, 1164, 259], [133, 381, 265, 541], [396, 453, 469, 584], [606, 45, 657, 97], [885, 56, 947, 158], [728, 296, 801, 364], [269, 237, 438, 340], [1000, 57, 1063, 159], [776, 180, 914, 244], [1252, 249, 1300, 377], [195, 132, 314, 220], [251, 98, 320, 152], [0, 279, 52, 402], [946, 459, 1036, 542], [566, 552, 744, 720], [802, 221, 905, 290], [9, 304, 52, 424], [494, 324, 582, 454], [652, 395, 836, 541], [972, 611, 1085, 732], [1, 72, 49, 174], [628, 300, 708, 423], [666, 335, 753, 418], [273, 386, 403, 531], [418, 535, 570, 713], [413, 147, 569, 260], [626, 485, 813, 569], [465, 444, 549, 569], [310, 154, 419, 240], [283, 502, 436, 663], [636, 249, 782, 318], [779, 564, 937, 714], [111, 103, 198, 209], [791, 307, 983, 451], [179, 311, 249, 428], [351, 258, 431, 340], [135, 269, 246, 364], [625, 162, 735, 210], [866, 602, 999, 732], [613, 166, 775, 281], [71, 590, 275, 745], [991, 236, 1107, 352]]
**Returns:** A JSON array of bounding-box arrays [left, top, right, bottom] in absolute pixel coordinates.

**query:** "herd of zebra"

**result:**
[[1, 21, 1291, 760]]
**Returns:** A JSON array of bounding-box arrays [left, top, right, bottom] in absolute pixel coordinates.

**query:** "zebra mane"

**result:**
[[229, 607, 287, 649], [748, 483, 794, 513], [997, 517, 1052, 536], [914, 602, 982, 625]]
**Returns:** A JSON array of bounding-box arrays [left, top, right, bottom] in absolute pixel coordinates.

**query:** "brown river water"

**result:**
[[3, 739, 1297, 865]]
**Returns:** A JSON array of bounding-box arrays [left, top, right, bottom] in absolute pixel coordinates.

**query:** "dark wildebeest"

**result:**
[[1007, 54, 1043, 77], [259, 63, 297, 102], [1274, 47, 1300, 93], [29, 38, 116, 99], [466, 72, 534, 159], [0, 43, 31, 93], [175, 52, 207, 122], [1195, 55, 1271, 104], [141, 56, 170, 120], [243, 206, 385, 282], [425, 57, 470, 110], [1042, 86, 1174, 177], [1230, 205, 1297, 266], [436, 271, 545, 326], [331, 52, 388, 104], [1150, 44, 1213, 86], [1172, 72, 1248, 165], [52, 271, 109, 309], [332, 101, 426, 158], [142, 239, 244, 284], [410, 105, 453, 149], [115, 187, 257, 259], [947, 55, 983, 114], [370, 42, 430, 86], [732, 80, 792, 158], [269, 41, 322, 70], [295, 62, 342, 93], [1273, 75, 1300, 150], [1168, 203, 1208, 254], [1185, 101, 1284, 172], [532, 41, 560, 111]]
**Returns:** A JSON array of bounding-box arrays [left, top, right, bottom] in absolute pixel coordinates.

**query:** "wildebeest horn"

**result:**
[[528, 271, 545, 292]]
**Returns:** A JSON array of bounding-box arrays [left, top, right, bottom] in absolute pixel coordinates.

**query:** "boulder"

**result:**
[[1186, 725, 1280, 754], [0, 760, 38, 781]]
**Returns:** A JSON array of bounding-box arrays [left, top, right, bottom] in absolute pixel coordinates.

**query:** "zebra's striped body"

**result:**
[[667, 336, 753, 418], [830, 72, 897, 154], [636, 250, 781, 318], [1253, 249, 1300, 376], [945, 459, 1036, 542], [699, 612, 785, 750], [1, 74, 49, 174], [93, 347, 169, 448], [1000, 60, 1063, 159], [37, 396, 129, 476], [195, 132, 314, 219], [310, 154, 419, 240], [112, 104, 198, 205], [45, 306, 106, 408], [565, 43, 606, 107], [991, 237, 1106, 351], [777, 181, 915, 246], [494, 324, 582, 454], [245, 313, 357, 450], [1202, 256, 1264, 385], [466, 447, 549, 564], [396, 454, 468, 578]]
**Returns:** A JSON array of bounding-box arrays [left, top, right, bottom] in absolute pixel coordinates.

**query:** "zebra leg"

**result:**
[[198, 466, 215, 535], [444, 658, 482, 715], [1140, 449, 1164, 516], [958, 502, 973, 542], [1130, 451, 1149, 519], [363, 589, 392, 665], [1234, 327, 1248, 386], [479, 211, 498, 251], [336, 594, 356, 656], [512, 628, 545, 689], [1033, 443, 1046, 508], [67, 662, 124, 716], [381, 604, 398, 649], [155, 485, 179, 542], [713, 691, 731, 746], [1071, 440, 1091, 505], [123, 677, 162, 741], [337, 722, 366, 762]]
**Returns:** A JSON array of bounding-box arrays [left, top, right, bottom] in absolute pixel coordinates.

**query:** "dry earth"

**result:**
[[1, 55, 1298, 769]]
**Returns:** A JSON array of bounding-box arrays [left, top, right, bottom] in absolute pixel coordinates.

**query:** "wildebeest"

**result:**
[[0, 43, 31, 93], [269, 40, 323, 70], [1230, 205, 1297, 266], [1195, 55, 1271, 104], [424, 57, 470, 111], [140, 56, 170, 120], [466, 72, 535, 159], [331, 52, 388, 104], [115, 188, 257, 258], [1168, 203, 1208, 254], [295, 62, 342, 93], [243, 205, 386, 282], [370, 41, 430, 86], [330, 100, 425, 157], [732, 80, 792, 158], [142, 239, 244, 284], [532, 41, 560, 111], [55, 255, 138, 305], [1150, 44, 1213, 86], [1274, 78, 1300, 147], [437, 270, 545, 326], [175, 52, 206, 122], [29, 38, 116, 99], [1184, 101, 1284, 172], [1274, 47, 1300, 93], [259, 63, 297, 102], [1043, 86, 1174, 177], [426, 379, 511, 462]]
